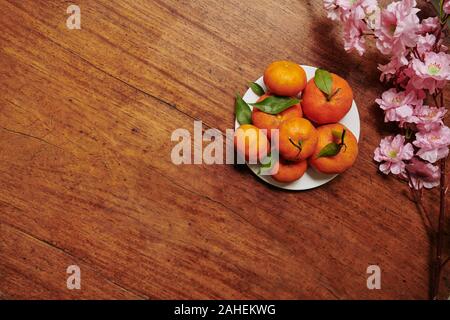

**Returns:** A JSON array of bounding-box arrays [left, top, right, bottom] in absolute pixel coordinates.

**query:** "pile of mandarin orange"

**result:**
[[234, 60, 358, 183]]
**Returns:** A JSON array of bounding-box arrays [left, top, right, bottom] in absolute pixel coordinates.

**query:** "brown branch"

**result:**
[[431, 159, 447, 299], [433, 93, 439, 108], [442, 257, 449, 269], [410, 184, 436, 234]]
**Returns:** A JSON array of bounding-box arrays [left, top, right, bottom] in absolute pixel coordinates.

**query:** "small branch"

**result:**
[[412, 47, 422, 61], [432, 90, 443, 108], [442, 257, 449, 269], [431, 159, 447, 299], [443, 15, 449, 26], [410, 186, 436, 234], [433, 93, 439, 108], [429, 0, 441, 15]]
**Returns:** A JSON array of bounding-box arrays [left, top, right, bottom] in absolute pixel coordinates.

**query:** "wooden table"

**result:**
[[0, 0, 448, 299]]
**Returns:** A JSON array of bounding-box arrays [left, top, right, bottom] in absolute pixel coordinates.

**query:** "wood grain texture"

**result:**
[[0, 0, 448, 299]]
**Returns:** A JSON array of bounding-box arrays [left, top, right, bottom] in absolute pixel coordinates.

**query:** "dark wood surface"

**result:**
[[0, 0, 448, 299]]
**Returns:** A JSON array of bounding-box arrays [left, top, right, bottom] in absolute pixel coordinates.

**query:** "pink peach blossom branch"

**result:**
[[324, 0, 450, 299]]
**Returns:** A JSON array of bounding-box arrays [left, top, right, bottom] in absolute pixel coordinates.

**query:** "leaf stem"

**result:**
[[288, 137, 302, 151], [327, 88, 341, 101], [339, 129, 347, 151]]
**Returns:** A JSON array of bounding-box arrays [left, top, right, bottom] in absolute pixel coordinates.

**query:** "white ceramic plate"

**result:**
[[234, 65, 360, 190]]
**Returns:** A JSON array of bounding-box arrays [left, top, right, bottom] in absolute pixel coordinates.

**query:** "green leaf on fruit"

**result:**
[[314, 69, 333, 97], [235, 94, 252, 125], [317, 142, 342, 158], [250, 96, 300, 115], [258, 155, 274, 175], [248, 82, 265, 96], [318, 129, 347, 158]]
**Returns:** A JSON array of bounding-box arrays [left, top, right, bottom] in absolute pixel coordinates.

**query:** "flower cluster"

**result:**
[[324, 0, 450, 189], [324, 0, 380, 55]]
